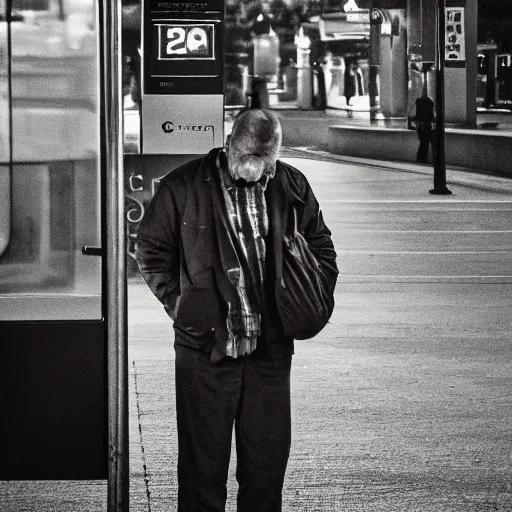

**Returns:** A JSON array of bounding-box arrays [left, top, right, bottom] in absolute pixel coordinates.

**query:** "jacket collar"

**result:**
[[201, 148, 240, 274], [200, 150, 293, 283]]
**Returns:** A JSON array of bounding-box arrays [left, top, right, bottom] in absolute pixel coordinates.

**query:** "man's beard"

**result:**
[[229, 159, 266, 182], [228, 154, 274, 183]]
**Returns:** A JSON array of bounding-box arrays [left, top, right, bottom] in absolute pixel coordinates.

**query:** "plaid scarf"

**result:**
[[217, 150, 274, 358]]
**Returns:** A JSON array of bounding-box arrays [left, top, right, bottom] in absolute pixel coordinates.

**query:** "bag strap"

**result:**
[[266, 169, 286, 283], [266, 162, 302, 281]]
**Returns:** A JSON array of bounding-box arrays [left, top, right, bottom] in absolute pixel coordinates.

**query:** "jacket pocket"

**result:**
[[175, 268, 223, 333]]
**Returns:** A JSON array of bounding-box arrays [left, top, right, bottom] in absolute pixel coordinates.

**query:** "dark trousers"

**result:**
[[174, 342, 292, 512], [416, 126, 434, 163]]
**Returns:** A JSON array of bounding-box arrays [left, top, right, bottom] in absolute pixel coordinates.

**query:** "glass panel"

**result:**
[[0, 0, 101, 321], [122, 2, 141, 153], [0, 0, 11, 261]]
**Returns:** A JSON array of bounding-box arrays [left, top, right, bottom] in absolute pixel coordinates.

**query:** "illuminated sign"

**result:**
[[141, 0, 224, 154], [346, 9, 369, 23], [142, 0, 224, 94], [319, 15, 369, 41], [157, 24, 214, 60], [150, 0, 211, 11]]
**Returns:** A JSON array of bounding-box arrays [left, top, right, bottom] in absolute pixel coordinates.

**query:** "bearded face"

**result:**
[[227, 138, 278, 183], [225, 109, 282, 183]]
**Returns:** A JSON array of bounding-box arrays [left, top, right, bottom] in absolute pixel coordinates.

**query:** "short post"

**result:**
[[295, 27, 313, 108], [313, 60, 327, 110], [249, 76, 270, 109], [430, 0, 452, 195]]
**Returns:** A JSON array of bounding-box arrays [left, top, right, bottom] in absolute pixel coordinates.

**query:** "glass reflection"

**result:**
[[0, 0, 101, 320]]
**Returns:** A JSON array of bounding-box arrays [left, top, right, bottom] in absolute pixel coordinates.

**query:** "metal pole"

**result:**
[[104, 1, 129, 511], [369, 0, 382, 124], [430, 0, 452, 194]]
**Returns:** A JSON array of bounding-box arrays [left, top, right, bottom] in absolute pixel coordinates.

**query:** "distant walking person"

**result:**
[[415, 90, 435, 163], [135, 109, 338, 511], [344, 61, 357, 107]]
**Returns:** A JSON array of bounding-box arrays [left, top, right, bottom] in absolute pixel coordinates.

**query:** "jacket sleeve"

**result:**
[[298, 175, 339, 294], [135, 180, 181, 319]]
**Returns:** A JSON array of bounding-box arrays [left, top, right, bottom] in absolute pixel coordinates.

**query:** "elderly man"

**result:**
[[135, 109, 338, 511]]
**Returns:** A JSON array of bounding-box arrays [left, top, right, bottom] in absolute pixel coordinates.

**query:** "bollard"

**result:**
[[297, 67, 313, 108], [283, 62, 298, 101], [248, 76, 270, 109], [326, 56, 345, 109], [295, 27, 312, 109], [313, 61, 327, 110]]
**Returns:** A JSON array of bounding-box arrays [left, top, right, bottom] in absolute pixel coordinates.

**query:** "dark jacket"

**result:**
[[135, 148, 338, 356], [415, 95, 435, 129]]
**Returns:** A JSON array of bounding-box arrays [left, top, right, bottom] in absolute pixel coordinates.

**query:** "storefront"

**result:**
[[120, 0, 479, 124], [224, 0, 477, 125]]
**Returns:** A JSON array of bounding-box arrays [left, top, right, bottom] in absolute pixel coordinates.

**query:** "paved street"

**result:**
[[2, 152, 512, 511], [128, 153, 512, 512]]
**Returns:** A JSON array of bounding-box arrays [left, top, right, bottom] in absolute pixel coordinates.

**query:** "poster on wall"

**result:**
[[445, 7, 465, 61]]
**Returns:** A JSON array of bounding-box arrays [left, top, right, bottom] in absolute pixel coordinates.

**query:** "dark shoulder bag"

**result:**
[[276, 211, 335, 340]]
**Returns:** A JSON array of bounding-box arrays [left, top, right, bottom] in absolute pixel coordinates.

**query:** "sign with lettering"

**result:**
[[319, 13, 370, 41], [141, 0, 224, 153], [157, 24, 214, 60], [141, 95, 223, 153], [346, 9, 369, 23], [149, 0, 220, 12]]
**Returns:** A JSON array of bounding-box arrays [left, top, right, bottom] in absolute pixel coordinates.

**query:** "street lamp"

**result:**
[[430, 0, 452, 194]]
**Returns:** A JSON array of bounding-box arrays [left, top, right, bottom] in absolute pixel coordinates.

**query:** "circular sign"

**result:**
[[161, 121, 174, 133]]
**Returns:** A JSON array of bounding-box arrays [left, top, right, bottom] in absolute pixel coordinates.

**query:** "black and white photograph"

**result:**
[[1, 0, 511, 511]]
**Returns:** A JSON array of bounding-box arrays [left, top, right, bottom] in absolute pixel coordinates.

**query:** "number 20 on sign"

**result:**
[[158, 24, 214, 60]]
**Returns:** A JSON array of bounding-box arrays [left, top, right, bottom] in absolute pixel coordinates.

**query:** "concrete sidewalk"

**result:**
[[125, 156, 512, 512], [1, 153, 511, 512], [128, 275, 512, 512]]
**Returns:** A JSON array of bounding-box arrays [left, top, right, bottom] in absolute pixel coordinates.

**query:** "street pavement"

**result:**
[[1, 152, 512, 511]]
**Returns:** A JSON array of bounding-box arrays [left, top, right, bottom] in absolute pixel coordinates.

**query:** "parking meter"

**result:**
[[141, 0, 224, 154]]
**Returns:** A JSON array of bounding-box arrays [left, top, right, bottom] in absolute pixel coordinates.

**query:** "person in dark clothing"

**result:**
[[135, 109, 338, 511], [415, 91, 436, 163], [344, 61, 357, 107], [251, 10, 273, 36]]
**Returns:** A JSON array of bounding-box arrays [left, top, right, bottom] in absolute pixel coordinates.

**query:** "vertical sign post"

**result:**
[[104, 1, 129, 511], [430, 0, 452, 195]]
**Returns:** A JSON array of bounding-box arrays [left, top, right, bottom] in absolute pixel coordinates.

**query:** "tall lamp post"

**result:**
[[430, 0, 452, 194]]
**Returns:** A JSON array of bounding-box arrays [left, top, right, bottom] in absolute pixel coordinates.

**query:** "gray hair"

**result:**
[[229, 109, 282, 156]]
